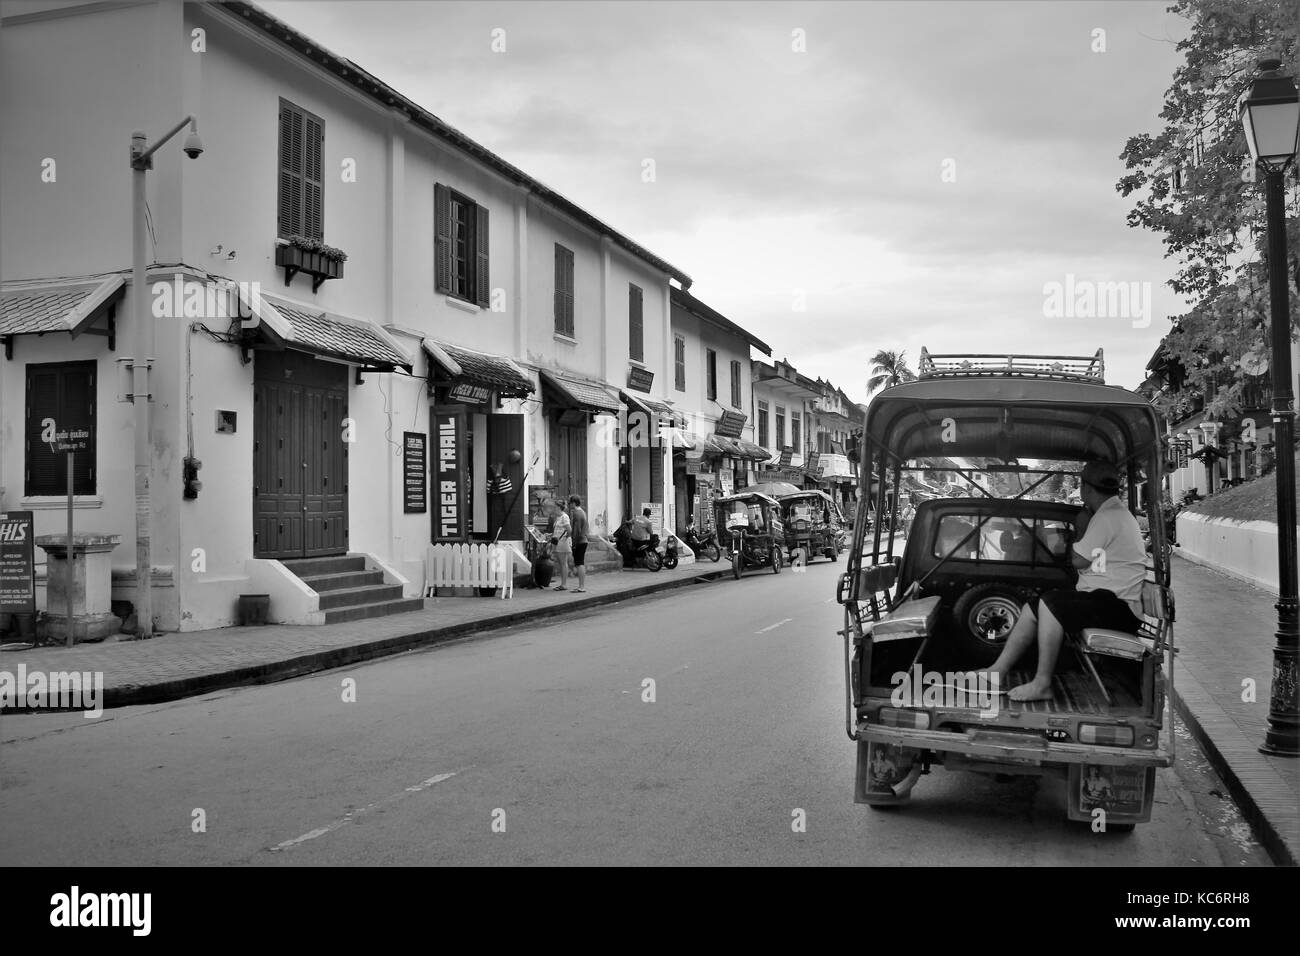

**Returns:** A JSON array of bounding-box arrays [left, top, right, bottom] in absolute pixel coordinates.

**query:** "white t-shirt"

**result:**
[[1072, 496, 1145, 616], [551, 512, 572, 553]]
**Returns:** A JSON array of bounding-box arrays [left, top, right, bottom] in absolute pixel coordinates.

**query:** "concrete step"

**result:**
[[282, 555, 366, 577], [316, 583, 405, 610], [297, 569, 385, 592], [322, 597, 425, 625]]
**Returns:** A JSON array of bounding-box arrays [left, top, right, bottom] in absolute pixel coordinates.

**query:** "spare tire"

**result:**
[[951, 583, 1035, 667]]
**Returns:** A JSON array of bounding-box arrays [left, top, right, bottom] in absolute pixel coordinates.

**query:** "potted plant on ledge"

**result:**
[[275, 235, 348, 292]]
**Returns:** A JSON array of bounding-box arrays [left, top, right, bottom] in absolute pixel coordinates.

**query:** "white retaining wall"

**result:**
[[1176, 511, 1297, 595]]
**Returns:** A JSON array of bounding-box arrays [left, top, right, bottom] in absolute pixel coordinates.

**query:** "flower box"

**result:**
[[276, 243, 345, 293]]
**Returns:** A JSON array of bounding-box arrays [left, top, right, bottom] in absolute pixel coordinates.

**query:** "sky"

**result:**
[[260, 0, 1194, 399]]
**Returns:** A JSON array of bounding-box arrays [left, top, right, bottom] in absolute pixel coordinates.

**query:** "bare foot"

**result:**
[[1009, 678, 1053, 702]]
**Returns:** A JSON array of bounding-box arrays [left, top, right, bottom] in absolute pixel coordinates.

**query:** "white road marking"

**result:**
[[754, 618, 793, 634], [269, 772, 458, 851]]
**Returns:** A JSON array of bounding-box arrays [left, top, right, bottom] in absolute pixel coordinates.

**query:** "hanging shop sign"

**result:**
[[433, 411, 468, 541], [627, 366, 655, 393], [779, 446, 793, 467], [714, 410, 746, 439], [403, 431, 427, 514], [718, 470, 734, 496], [449, 383, 491, 405], [0, 511, 36, 615]]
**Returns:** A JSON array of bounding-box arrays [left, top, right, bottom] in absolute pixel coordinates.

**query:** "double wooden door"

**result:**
[[253, 350, 348, 558], [548, 419, 588, 507]]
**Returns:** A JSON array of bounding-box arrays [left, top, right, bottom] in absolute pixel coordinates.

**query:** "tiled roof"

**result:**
[[264, 297, 412, 369], [539, 370, 621, 414], [1, 275, 125, 336], [426, 341, 534, 397]]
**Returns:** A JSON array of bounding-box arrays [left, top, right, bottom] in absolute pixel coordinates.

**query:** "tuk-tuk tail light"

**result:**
[[1078, 723, 1134, 746], [877, 708, 932, 730]]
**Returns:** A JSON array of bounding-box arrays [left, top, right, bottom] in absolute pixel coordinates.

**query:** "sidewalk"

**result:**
[[0, 563, 727, 710], [1169, 554, 1299, 866]]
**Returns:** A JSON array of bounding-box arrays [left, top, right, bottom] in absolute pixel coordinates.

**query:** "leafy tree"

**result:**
[[867, 349, 917, 393], [1116, 0, 1299, 421]]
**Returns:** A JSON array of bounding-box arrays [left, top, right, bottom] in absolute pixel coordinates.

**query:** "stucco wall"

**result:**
[[1177, 511, 1296, 594]]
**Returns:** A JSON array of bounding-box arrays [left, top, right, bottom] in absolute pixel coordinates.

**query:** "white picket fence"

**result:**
[[425, 543, 514, 599]]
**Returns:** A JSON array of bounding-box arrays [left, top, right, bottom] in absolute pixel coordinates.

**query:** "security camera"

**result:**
[[182, 130, 205, 159]]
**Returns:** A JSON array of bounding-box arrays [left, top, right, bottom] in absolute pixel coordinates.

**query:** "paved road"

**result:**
[[0, 562, 1268, 866]]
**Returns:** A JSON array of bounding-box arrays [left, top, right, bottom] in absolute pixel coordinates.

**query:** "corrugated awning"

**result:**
[[424, 340, 534, 398], [619, 390, 686, 427], [263, 295, 412, 371], [540, 369, 621, 416], [713, 437, 771, 461], [1, 273, 126, 345]]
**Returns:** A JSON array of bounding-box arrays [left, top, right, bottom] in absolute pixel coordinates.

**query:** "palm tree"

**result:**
[[867, 349, 917, 393]]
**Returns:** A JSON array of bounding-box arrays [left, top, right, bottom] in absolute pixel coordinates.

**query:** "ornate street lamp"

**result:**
[[1239, 59, 1299, 756]]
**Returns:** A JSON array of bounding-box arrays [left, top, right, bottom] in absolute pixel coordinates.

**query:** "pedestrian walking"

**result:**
[[549, 499, 573, 590], [567, 495, 589, 592]]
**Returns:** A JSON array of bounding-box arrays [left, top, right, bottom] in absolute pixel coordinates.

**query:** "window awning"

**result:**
[[1, 273, 126, 357], [539, 369, 621, 416], [619, 390, 686, 426], [262, 295, 413, 371], [424, 339, 534, 398], [710, 436, 771, 461]]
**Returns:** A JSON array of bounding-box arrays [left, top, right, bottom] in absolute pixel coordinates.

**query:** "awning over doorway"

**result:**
[[716, 437, 772, 461], [539, 369, 621, 416], [1, 273, 126, 357], [423, 339, 534, 398], [262, 295, 413, 371]]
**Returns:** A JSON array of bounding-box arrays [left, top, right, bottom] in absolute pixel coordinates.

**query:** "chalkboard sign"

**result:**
[[0, 511, 36, 614], [529, 485, 560, 529], [403, 431, 427, 514]]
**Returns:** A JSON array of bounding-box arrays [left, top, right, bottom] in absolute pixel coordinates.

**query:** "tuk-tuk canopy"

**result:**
[[713, 492, 782, 509], [863, 377, 1162, 466], [776, 489, 835, 506]]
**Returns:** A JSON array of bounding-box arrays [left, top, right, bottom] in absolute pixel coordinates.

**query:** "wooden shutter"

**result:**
[[278, 103, 304, 237], [706, 350, 717, 401], [303, 112, 324, 240], [674, 335, 685, 391], [475, 202, 490, 307], [25, 362, 95, 497], [554, 245, 574, 336], [629, 285, 643, 362], [730, 360, 741, 407], [434, 183, 451, 294]]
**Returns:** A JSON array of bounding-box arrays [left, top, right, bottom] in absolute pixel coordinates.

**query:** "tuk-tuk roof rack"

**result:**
[[917, 348, 1105, 383]]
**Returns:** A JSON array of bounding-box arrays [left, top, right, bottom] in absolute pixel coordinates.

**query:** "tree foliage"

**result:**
[[867, 349, 917, 393], [1117, 0, 1299, 420]]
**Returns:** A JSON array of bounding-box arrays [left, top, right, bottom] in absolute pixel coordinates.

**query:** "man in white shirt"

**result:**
[[986, 461, 1145, 702]]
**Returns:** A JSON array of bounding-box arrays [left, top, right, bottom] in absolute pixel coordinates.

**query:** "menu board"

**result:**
[[640, 502, 664, 535], [0, 511, 36, 614], [403, 432, 427, 514], [529, 485, 560, 530]]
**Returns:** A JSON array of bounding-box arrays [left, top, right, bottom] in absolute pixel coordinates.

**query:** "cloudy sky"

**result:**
[[262, 0, 1192, 398]]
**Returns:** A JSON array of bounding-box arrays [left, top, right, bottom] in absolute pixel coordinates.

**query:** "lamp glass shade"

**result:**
[[1240, 75, 1300, 168]]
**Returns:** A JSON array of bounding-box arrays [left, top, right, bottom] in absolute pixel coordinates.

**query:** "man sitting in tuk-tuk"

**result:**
[[983, 461, 1146, 702]]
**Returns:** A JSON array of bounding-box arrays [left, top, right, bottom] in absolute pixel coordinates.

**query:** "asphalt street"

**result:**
[[0, 561, 1269, 866]]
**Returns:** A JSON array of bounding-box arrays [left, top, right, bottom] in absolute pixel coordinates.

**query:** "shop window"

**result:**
[[435, 183, 490, 306], [25, 361, 96, 497]]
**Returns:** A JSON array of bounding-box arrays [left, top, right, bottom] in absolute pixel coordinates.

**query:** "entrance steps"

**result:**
[[281, 556, 423, 624]]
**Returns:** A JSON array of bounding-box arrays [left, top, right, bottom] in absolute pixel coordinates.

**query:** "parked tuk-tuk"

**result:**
[[777, 489, 844, 564], [714, 492, 785, 579], [836, 349, 1174, 831]]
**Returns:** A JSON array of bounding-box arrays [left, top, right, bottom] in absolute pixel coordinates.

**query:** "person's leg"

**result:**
[[985, 603, 1037, 681], [576, 547, 586, 590], [555, 554, 569, 589], [1008, 599, 1067, 701]]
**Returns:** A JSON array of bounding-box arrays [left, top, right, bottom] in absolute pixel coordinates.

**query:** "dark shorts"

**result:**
[[572, 543, 587, 567], [1038, 588, 1141, 636]]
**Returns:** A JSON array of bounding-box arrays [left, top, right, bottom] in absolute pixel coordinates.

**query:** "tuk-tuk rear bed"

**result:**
[[858, 723, 1171, 768]]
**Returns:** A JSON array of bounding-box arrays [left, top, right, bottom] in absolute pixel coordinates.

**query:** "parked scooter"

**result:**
[[681, 522, 721, 562], [662, 535, 679, 570], [629, 534, 663, 572]]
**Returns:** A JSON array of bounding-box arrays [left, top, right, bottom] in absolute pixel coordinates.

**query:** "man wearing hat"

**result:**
[[987, 460, 1146, 702]]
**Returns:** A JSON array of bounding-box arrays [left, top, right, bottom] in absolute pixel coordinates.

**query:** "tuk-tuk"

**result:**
[[714, 492, 785, 579], [836, 349, 1174, 831], [777, 489, 843, 564]]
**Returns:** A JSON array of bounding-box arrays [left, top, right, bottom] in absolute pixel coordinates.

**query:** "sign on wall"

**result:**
[[403, 432, 427, 514], [627, 366, 655, 393], [718, 470, 734, 497], [450, 383, 491, 405], [714, 410, 747, 439], [0, 511, 36, 615], [640, 502, 664, 534], [433, 412, 468, 541]]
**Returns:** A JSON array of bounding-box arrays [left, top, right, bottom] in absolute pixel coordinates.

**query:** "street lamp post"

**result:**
[[1240, 59, 1299, 757], [127, 117, 203, 640]]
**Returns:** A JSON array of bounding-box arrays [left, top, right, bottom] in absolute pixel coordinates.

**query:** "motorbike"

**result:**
[[662, 535, 680, 570], [628, 533, 663, 572], [682, 525, 721, 563]]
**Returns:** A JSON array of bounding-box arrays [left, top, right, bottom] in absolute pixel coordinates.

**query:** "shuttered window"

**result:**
[[629, 284, 644, 361], [554, 244, 575, 336], [730, 360, 741, 408], [757, 400, 769, 448], [673, 335, 686, 391], [791, 414, 801, 456], [278, 99, 324, 240], [25, 361, 96, 497], [775, 405, 786, 447], [706, 349, 717, 401], [434, 183, 490, 307]]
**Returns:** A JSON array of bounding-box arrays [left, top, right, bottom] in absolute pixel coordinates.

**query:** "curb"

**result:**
[[78, 567, 731, 711], [1171, 661, 1298, 867]]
